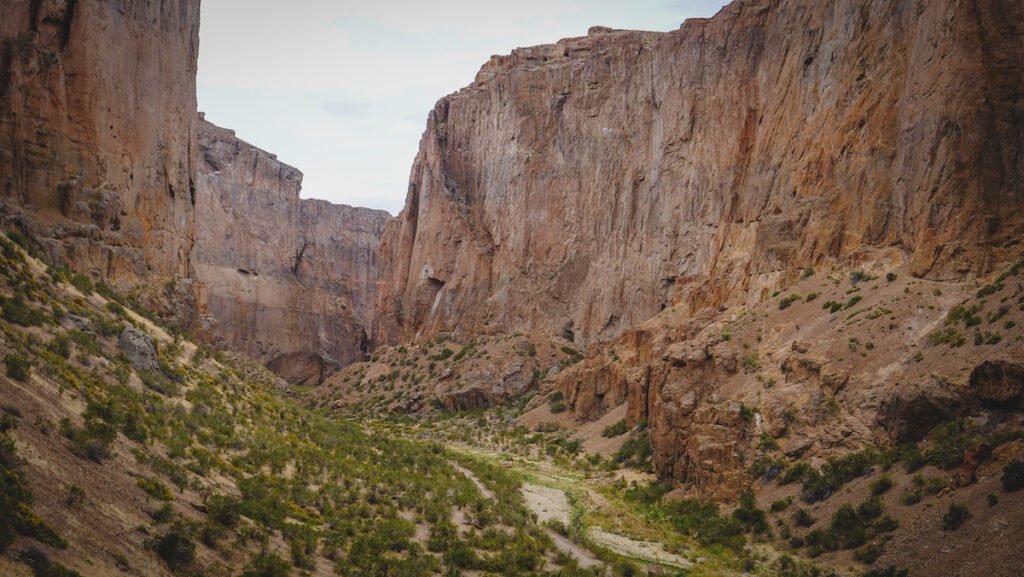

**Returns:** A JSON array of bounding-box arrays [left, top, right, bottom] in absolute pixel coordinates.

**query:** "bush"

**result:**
[[5, 353, 31, 382], [886, 272, 897, 282], [779, 294, 802, 310], [153, 524, 196, 570], [242, 553, 291, 577], [1002, 459, 1024, 491], [869, 476, 893, 496], [804, 498, 897, 555], [731, 489, 768, 533], [942, 503, 969, 531], [2, 295, 47, 327], [801, 449, 878, 503], [60, 418, 115, 463], [23, 548, 82, 577], [64, 485, 85, 509], [601, 419, 628, 438], [138, 477, 174, 501], [615, 433, 653, 470], [549, 401, 567, 414], [69, 273, 94, 295], [854, 542, 884, 564], [793, 507, 815, 528]]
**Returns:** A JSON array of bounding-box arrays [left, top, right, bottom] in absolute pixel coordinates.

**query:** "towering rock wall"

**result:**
[[0, 0, 201, 310], [192, 118, 389, 384], [374, 0, 1024, 349]]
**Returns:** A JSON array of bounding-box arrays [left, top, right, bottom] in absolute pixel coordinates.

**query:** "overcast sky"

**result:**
[[197, 1, 730, 215]]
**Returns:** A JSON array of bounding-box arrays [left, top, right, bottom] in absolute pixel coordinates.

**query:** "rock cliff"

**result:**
[[374, 0, 1024, 349], [192, 117, 389, 384], [0, 0, 201, 314]]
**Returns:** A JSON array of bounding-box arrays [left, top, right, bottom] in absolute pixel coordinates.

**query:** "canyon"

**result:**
[[192, 117, 389, 384], [373, 0, 1024, 348], [0, 0, 1023, 575]]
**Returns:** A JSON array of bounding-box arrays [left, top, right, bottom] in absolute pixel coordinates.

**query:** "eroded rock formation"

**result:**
[[192, 118, 389, 384], [375, 0, 1024, 349], [0, 0, 201, 314]]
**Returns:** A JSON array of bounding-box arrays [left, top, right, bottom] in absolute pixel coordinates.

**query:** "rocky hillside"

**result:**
[[0, 0, 201, 312], [0, 233, 575, 577], [374, 0, 1024, 349], [192, 117, 389, 384], [0, 4, 388, 381]]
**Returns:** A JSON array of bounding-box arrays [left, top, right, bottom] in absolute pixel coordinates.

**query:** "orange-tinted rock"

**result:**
[[0, 0, 201, 312], [375, 0, 1024, 350], [191, 118, 389, 383]]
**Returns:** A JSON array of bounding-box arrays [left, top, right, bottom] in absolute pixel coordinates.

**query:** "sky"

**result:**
[[197, 1, 730, 215]]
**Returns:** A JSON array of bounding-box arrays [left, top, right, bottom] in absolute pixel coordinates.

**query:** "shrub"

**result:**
[[854, 542, 884, 564], [549, 401, 567, 414], [779, 294, 802, 310], [153, 524, 196, 570], [64, 485, 85, 509], [69, 273, 94, 295], [2, 295, 47, 326], [5, 353, 31, 382], [601, 419, 628, 438], [801, 449, 878, 503], [137, 477, 173, 501], [869, 476, 893, 496], [241, 553, 291, 577], [886, 272, 897, 282], [207, 494, 242, 528], [942, 503, 969, 531], [731, 489, 768, 533], [615, 434, 653, 470], [1002, 459, 1024, 491], [769, 497, 793, 513], [60, 418, 115, 463], [793, 508, 815, 528], [23, 548, 82, 577]]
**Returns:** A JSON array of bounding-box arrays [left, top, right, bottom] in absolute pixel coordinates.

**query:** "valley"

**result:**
[[1, 0, 1023, 575]]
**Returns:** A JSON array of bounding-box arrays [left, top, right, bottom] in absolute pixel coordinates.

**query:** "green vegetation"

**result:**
[[137, 476, 174, 501], [942, 503, 969, 531], [1, 431, 67, 553], [601, 419, 628, 438], [803, 497, 897, 556], [869, 475, 893, 496], [614, 432, 653, 471], [1002, 459, 1024, 491], [5, 352, 31, 382], [779, 293, 803, 310]]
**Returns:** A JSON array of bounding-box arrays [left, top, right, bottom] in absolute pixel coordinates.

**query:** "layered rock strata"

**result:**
[[192, 118, 389, 384], [0, 0, 201, 313], [374, 0, 1024, 349]]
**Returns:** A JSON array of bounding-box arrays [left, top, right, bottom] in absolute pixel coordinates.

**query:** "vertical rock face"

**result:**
[[192, 118, 389, 384], [0, 0, 201, 308], [374, 0, 1024, 349]]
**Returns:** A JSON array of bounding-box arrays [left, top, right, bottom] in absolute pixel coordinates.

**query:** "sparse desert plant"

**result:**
[[1002, 459, 1024, 491], [869, 475, 893, 496], [601, 419, 628, 438], [942, 503, 969, 531], [152, 523, 196, 570], [793, 508, 815, 528], [779, 293, 802, 310], [5, 353, 31, 382]]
